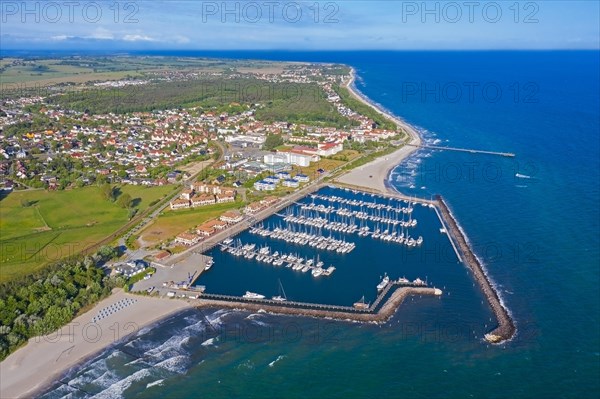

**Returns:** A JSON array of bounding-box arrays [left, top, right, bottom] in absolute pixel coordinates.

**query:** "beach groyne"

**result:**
[[435, 195, 516, 343], [195, 286, 441, 323]]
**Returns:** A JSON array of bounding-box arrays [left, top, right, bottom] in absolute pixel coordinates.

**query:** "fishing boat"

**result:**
[[413, 278, 426, 286], [377, 274, 390, 291], [353, 295, 369, 310]]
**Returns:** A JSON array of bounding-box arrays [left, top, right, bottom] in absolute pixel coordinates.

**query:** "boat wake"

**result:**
[[268, 355, 285, 368], [515, 173, 532, 179]]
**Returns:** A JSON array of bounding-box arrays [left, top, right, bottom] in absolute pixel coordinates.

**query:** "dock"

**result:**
[[406, 143, 515, 158]]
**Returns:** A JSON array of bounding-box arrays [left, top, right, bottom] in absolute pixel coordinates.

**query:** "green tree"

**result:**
[[263, 134, 284, 151], [117, 193, 132, 209], [100, 183, 114, 201]]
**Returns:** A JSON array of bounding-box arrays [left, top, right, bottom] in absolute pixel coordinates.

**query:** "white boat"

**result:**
[[223, 238, 233, 245], [377, 274, 390, 291], [243, 291, 265, 299], [272, 279, 287, 301], [205, 259, 214, 270], [311, 268, 323, 277]]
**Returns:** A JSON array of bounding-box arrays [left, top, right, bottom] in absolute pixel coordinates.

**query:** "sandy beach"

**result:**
[[336, 68, 423, 194], [0, 290, 190, 399]]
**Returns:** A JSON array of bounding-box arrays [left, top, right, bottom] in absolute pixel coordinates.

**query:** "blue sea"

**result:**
[[39, 51, 599, 398]]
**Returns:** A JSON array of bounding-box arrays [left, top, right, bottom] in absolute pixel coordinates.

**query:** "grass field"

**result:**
[[139, 201, 243, 246], [0, 185, 175, 281]]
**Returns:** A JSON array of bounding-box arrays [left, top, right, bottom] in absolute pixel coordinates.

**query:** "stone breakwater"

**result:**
[[194, 287, 441, 323], [435, 195, 516, 343]]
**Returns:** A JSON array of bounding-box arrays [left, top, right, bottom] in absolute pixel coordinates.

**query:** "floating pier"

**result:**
[[435, 195, 516, 343]]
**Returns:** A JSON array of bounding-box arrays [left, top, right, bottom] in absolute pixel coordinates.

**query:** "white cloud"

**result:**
[[86, 28, 114, 40], [123, 34, 157, 42]]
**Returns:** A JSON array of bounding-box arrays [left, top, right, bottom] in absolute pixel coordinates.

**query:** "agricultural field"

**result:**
[[0, 184, 174, 281]]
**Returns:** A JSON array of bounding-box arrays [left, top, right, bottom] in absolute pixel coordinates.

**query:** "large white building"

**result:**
[[224, 134, 266, 145], [254, 180, 276, 191], [317, 142, 344, 157], [264, 151, 319, 167]]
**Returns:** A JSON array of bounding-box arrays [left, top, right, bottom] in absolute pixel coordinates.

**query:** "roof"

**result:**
[[221, 210, 242, 218], [176, 232, 198, 240]]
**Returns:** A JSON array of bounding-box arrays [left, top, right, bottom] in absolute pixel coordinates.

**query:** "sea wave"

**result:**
[[146, 379, 164, 389], [155, 355, 189, 374], [91, 367, 152, 399], [201, 337, 217, 346]]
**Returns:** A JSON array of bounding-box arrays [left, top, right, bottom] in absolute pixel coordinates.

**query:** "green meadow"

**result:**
[[0, 185, 174, 282]]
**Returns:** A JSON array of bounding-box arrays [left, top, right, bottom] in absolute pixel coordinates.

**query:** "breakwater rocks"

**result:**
[[195, 286, 441, 323], [435, 195, 516, 344]]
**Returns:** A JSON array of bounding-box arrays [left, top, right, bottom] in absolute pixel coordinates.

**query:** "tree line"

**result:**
[[0, 246, 125, 361]]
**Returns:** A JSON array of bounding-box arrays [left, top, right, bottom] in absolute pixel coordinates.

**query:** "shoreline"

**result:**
[[335, 67, 423, 195], [0, 290, 191, 399]]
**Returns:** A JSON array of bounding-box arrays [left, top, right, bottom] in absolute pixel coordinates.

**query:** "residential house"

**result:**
[[191, 194, 216, 207], [170, 198, 190, 209], [220, 210, 243, 224], [175, 232, 201, 246]]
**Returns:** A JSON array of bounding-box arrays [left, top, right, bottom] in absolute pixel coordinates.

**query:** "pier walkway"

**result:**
[[195, 285, 441, 323], [197, 278, 431, 316], [200, 293, 369, 313], [406, 143, 515, 157]]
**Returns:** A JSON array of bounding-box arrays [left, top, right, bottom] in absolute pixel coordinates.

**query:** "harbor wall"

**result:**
[[194, 286, 440, 323], [435, 195, 516, 343]]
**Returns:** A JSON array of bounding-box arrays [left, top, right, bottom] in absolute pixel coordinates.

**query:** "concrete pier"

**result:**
[[405, 143, 515, 158], [194, 286, 441, 323], [435, 195, 516, 343]]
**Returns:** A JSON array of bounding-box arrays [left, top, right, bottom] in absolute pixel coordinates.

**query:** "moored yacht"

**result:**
[[243, 291, 265, 299], [377, 274, 390, 291]]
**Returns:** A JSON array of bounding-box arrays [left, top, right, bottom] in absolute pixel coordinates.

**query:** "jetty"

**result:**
[[406, 143, 515, 158], [435, 195, 516, 343], [194, 284, 442, 323]]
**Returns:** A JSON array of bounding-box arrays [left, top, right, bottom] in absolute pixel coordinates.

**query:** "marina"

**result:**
[[195, 185, 452, 311], [190, 184, 514, 342]]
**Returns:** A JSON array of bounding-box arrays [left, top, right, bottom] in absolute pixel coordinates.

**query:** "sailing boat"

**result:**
[[272, 279, 287, 301], [353, 295, 369, 310]]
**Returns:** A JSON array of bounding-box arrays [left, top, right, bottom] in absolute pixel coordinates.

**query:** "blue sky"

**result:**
[[1, 1, 599, 50]]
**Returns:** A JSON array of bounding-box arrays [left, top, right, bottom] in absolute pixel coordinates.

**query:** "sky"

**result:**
[[1, 1, 599, 51]]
